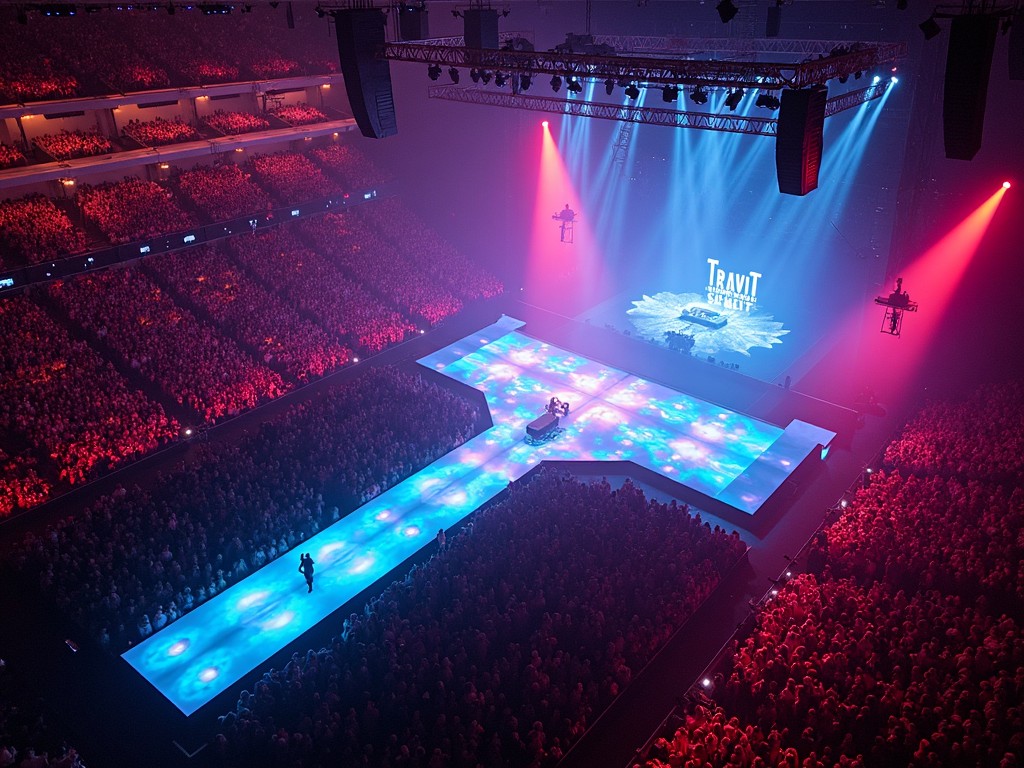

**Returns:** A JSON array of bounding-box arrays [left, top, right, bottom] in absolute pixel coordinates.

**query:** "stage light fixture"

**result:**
[[315, 5, 324, 17], [480, 70, 492, 85], [690, 86, 709, 104], [550, 75, 562, 92], [724, 88, 744, 110], [624, 82, 640, 99], [519, 73, 531, 91], [541, 120, 549, 128], [661, 84, 679, 102], [855, 70, 863, 79], [919, 15, 941, 39], [427, 64, 441, 81], [448, 67, 460, 84], [166, 1, 174, 12], [1003, 181, 1011, 189], [716, 0, 738, 23], [838, 74, 848, 83], [755, 92, 780, 109], [604, 78, 615, 96], [470, 68, 481, 83], [567, 77, 583, 93], [495, 72, 508, 87]]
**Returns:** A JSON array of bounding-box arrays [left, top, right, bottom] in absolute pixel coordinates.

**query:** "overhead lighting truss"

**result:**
[[383, 39, 906, 91], [425, 80, 894, 137]]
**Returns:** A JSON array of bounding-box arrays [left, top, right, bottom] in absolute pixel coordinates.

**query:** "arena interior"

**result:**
[[0, 1, 1023, 766]]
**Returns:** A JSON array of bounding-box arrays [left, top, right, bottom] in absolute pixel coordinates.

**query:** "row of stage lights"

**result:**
[[17, 1, 257, 20], [429, 65, 895, 110]]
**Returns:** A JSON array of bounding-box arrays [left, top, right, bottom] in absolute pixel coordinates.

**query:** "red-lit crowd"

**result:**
[[204, 109, 271, 136], [638, 380, 1024, 768], [176, 164, 272, 221], [78, 177, 196, 243], [0, 295, 178, 487], [269, 102, 328, 126], [0, 194, 84, 268], [49, 267, 288, 422], [148, 244, 352, 382], [32, 128, 112, 161], [248, 151, 340, 203], [122, 116, 200, 147], [210, 472, 747, 768]]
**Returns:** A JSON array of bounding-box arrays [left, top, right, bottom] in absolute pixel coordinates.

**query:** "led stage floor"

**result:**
[[123, 316, 834, 716]]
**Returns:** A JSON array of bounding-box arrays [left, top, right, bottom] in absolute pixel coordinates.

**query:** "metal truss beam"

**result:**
[[425, 80, 892, 137], [385, 40, 906, 90], [591, 36, 894, 58], [407, 31, 530, 48]]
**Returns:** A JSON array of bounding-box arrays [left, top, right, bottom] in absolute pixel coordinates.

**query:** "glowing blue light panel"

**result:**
[[123, 317, 833, 715]]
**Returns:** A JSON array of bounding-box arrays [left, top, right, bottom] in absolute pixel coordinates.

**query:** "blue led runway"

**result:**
[[123, 316, 834, 715]]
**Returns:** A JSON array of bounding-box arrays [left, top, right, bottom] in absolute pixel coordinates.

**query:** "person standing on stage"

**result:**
[[299, 553, 315, 593]]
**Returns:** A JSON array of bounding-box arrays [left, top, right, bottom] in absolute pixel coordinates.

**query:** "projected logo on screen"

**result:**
[[627, 291, 789, 357], [706, 258, 762, 311]]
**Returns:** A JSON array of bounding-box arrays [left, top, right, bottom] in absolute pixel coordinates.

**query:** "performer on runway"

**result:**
[[298, 553, 315, 593]]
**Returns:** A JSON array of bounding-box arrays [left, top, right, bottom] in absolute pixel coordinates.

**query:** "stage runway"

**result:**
[[123, 315, 834, 716]]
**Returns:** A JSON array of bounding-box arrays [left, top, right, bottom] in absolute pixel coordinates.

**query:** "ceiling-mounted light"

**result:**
[[604, 78, 615, 96], [427, 64, 441, 81], [448, 67, 460, 84], [624, 82, 640, 100], [550, 75, 562, 92], [690, 86, 709, 104], [661, 85, 679, 102]]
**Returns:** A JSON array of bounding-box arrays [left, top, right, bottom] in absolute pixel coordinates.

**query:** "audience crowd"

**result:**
[[78, 177, 195, 244], [48, 267, 287, 422], [148, 244, 352, 381], [122, 116, 200, 147], [176, 164, 272, 221], [637, 380, 1024, 768], [0, 659, 85, 768], [203, 109, 271, 136], [0, 141, 26, 170], [883, 380, 1024, 481], [303, 214, 464, 326], [0, 194, 84, 268], [9, 366, 482, 653], [32, 129, 112, 161], [208, 473, 745, 767], [356, 199, 505, 301], [0, 294, 178, 488], [229, 224, 416, 352], [269, 103, 328, 126], [0, 448, 52, 517], [310, 143, 389, 191], [247, 152, 339, 204], [0, 5, 336, 103]]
